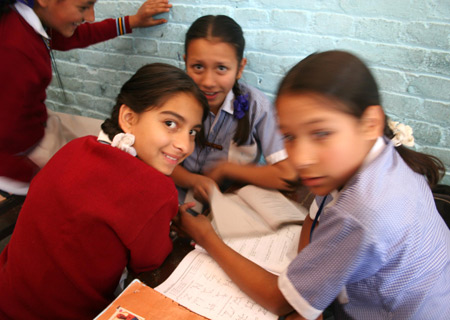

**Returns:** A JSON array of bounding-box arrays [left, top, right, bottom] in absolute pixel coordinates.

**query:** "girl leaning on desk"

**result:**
[[174, 50, 450, 319], [0, 64, 209, 319]]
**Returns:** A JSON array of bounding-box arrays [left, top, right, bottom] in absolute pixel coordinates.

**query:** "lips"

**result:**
[[163, 152, 183, 165], [202, 91, 219, 100], [301, 176, 325, 187]]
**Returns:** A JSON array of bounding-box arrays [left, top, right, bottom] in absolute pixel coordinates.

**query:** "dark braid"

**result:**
[[232, 82, 250, 145]]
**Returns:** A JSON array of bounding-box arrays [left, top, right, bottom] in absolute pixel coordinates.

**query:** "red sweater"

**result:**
[[0, 136, 178, 319], [0, 9, 131, 182]]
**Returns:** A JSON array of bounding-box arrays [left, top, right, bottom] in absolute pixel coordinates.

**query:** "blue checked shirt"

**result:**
[[279, 138, 450, 319]]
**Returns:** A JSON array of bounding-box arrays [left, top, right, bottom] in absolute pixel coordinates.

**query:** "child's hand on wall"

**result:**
[[129, 0, 172, 28]]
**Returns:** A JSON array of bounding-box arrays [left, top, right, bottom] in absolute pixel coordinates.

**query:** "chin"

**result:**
[[309, 187, 331, 197]]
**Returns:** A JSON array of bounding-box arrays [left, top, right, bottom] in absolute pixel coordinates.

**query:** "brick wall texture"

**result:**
[[48, 0, 450, 184]]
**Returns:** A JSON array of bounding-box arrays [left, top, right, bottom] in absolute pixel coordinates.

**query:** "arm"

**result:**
[[0, 48, 43, 182], [174, 204, 294, 315], [171, 165, 218, 203], [129, 0, 172, 28], [205, 158, 297, 191], [51, 0, 172, 50]]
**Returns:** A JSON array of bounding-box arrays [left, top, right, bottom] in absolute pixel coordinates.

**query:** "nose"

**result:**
[[173, 131, 192, 154], [289, 139, 316, 170], [84, 7, 95, 23], [199, 70, 215, 89]]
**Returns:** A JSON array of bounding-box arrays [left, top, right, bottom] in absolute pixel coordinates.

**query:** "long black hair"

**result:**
[[277, 50, 445, 187], [185, 15, 250, 146]]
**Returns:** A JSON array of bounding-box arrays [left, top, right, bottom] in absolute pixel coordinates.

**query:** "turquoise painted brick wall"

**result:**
[[47, 0, 450, 184]]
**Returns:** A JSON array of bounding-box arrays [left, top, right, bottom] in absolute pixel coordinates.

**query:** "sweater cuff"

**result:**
[[116, 16, 132, 35]]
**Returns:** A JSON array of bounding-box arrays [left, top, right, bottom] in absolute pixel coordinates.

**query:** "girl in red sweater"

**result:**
[[0, 63, 208, 319], [0, 0, 172, 195]]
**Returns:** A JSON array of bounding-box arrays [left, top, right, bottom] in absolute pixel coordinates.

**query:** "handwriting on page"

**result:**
[[156, 250, 277, 320], [224, 224, 301, 275]]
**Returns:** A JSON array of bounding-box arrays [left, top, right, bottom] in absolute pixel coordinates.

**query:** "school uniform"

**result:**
[[178, 83, 288, 202], [0, 2, 132, 194], [278, 137, 450, 319], [0, 135, 178, 319]]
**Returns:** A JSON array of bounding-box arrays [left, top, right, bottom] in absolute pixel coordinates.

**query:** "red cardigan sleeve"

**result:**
[[0, 47, 46, 182], [50, 16, 132, 51]]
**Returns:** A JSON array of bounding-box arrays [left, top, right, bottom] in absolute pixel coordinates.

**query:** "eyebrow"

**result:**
[[160, 111, 202, 129], [279, 118, 327, 129]]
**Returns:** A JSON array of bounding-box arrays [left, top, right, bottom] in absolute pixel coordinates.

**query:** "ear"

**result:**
[[236, 58, 247, 80], [183, 54, 186, 63], [35, 0, 50, 8], [118, 104, 137, 134], [360, 105, 385, 140]]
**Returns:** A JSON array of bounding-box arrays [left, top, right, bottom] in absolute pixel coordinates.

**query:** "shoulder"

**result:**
[[333, 143, 433, 230], [45, 136, 177, 194], [240, 83, 271, 106], [1, 10, 35, 49]]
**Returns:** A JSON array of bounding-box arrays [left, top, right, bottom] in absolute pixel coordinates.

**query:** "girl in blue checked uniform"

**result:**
[[171, 15, 296, 206], [175, 51, 450, 319]]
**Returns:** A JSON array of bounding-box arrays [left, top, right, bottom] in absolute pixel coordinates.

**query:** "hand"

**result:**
[[129, 0, 172, 29], [191, 175, 216, 204], [205, 161, 231, 184], [172, 203, 217, 245]]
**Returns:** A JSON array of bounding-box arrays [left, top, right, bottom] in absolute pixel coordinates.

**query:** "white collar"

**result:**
[[220, 90, 235, 115], [210, 90, 235, 129], [15, 2, 50, 39], [97, 130, 112, 144], [360, 136, 386, 170]]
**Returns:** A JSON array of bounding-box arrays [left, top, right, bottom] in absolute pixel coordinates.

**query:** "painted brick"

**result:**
[[406, 74, 450, 101], [234, 8, 269, 28], [134, 38, 159, 55], [47, 0, 450, 184], [271, 9, 310, 31], [339, 0, 429, 20], [408, 120, 442, 146], [354, 18, 403, 44], [404, 22, 450, 50], [312, 12, 354, 36]]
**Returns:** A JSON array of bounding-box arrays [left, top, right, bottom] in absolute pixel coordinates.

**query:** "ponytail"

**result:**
[[383, 120, 445, 187]]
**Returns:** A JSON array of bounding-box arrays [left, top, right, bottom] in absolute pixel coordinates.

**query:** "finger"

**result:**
[[180, 202, 196, 211], [148, 18, 168, 26]]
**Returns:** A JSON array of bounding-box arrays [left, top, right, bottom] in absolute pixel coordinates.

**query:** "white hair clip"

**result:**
[[111, 133, 137, 157], [388, 120, 415, 147]]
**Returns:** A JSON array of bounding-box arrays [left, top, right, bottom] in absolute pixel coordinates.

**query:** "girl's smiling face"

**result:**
[[277, 93, 378, 196], [185, 38, 246, 114], [120, 92, 203, 175], [36, 0, 96, 37]]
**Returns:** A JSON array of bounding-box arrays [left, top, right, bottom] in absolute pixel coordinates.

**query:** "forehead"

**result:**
[[60, 0, 96, 5], [276, 93, 349, 128], [186, 38, 239, 62]]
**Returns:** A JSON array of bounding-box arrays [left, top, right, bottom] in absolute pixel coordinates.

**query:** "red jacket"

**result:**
[[0, 8, 131, 182], [0, 136, 178, 319]]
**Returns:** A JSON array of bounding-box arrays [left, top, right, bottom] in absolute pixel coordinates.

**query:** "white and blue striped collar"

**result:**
[[15, 1, 49, 40]]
